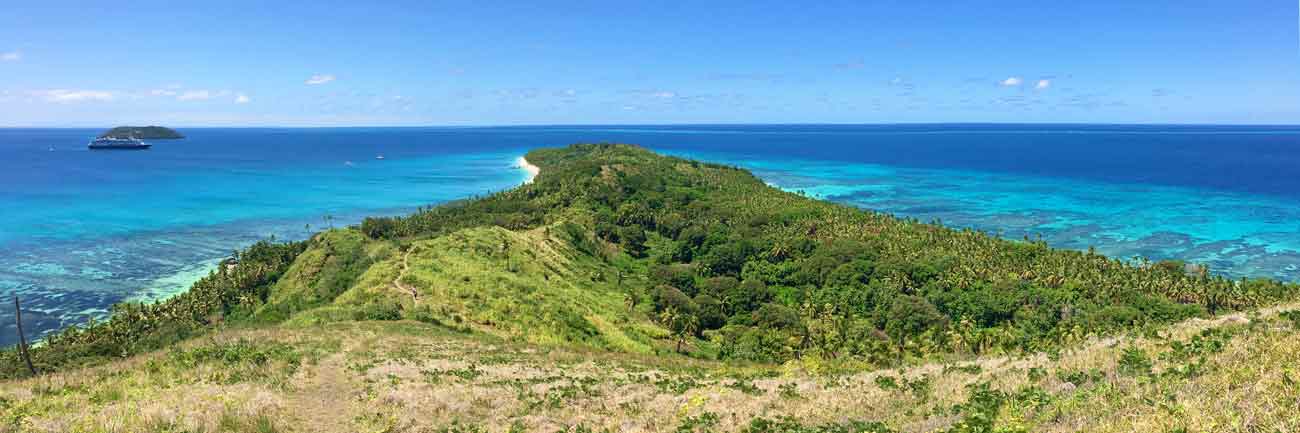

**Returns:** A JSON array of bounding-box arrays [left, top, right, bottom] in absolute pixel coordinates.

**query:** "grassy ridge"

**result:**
[[366, 144, 1297, 363], [324, 224, 663, 352], [6, 144, 1298, 378], [3, 143, 1300, 431]]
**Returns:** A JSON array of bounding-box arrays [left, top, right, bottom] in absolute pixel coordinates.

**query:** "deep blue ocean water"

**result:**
[[2, 125, 1298, 345]]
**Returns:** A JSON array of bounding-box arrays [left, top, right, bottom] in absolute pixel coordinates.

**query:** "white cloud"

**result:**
[[305, 74, 336, 85], [1035, 79, 1051, 90], [1000, 77, 1023, 87], [650, 91, 676, 99], [37, 89, 115, 102], [150, 89, 178, 97], [177, 90, 212, 101], [235, 93, 250, 104], [1, 51, 21, 62]]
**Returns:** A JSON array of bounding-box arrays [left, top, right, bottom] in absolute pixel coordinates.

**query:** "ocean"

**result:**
[[2, 124, 1298, 345]]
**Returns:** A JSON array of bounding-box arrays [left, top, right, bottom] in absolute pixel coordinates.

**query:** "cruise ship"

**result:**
[[88, 136, 152, 150]]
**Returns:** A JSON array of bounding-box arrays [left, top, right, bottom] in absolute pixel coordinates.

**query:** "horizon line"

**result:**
[[3, 121, 1300, 129]]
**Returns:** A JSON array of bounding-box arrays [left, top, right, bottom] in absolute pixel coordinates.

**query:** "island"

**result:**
[[98, 126, 184, 139], [3, 144, 1299, 432]]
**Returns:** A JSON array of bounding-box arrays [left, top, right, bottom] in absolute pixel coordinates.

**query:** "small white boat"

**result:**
[[375, 154, 385, 160]]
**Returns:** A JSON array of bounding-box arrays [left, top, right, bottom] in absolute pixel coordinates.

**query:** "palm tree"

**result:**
[[659, 307, 699, 353]]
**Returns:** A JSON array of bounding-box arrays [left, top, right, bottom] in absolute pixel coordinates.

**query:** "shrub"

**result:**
[[698, 276, 740, 299], [725, 279, 773, 315], [1279, 310, 1300, 329], [360, 216, 398, 239], [618, 226, 649, 257], [883, 296, 948, 345], [352, 300, 403, 321], [753, 303, 800, 330], [652, 263, 697, 295], [693, 294, 727, 330], [652, 285, 697, 315], [1117, 347, 1152, 377], [741, 416, 895, 433]]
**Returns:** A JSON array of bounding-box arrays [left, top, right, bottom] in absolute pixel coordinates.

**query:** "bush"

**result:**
[[714, 325, 791, 363], [741, 415, 895, 433], [618, 226, 648, 257], [694, 294, 727, 330], [352, 300, 403, 321], [652, 285, 697, 314], [651, 263, 697, 295], [753, 303, 800, 330], [697, 239, 754, 277], [360, 216, 398, 239], [1281, 310, 1300, 329], [698, 276, 739, 299], [1117, 347, 1152, 377], [883, 296, 948, 345], [725, 279, 773, 315]]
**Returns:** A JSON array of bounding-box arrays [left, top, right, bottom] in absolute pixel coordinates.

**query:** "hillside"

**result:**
[[3, 144, 1298, 431], [98, 126, 184, 139], [4, 303, 1299, 432]]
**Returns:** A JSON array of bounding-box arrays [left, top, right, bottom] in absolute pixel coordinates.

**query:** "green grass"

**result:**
[[253, 229, 386, 322], [329, 225, 661, 352], [3, 306, 1298, 432], [5, 143, 1300, 431]]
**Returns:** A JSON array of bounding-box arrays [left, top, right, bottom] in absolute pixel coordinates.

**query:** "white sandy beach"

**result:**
[[517, 156, 540, 183]]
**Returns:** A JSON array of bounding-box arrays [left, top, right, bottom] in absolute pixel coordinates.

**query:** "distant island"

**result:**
[[98, 126, 184, 139]]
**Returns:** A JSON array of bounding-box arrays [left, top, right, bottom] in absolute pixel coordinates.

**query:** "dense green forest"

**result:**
[[5, 143, 1296, 378], [98, 126, 184, 139]]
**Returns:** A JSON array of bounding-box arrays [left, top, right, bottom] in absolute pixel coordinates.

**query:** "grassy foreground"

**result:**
[[3, 304, 1300, 432], [3, 144, 1300, 431]]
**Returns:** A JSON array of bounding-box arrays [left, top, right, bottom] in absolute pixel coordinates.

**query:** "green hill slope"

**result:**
[[3, 143, 1299, 431], [286, 224, 663, 353]]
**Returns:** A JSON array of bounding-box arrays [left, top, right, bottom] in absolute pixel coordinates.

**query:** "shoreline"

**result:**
[[129, 257, 226, 304], [517, 155, 540, 183]]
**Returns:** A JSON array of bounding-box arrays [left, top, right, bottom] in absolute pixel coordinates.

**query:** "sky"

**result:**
[[0, 0, 1297, 126]]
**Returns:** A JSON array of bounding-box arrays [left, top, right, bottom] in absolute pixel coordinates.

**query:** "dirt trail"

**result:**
[[392, 247, 419, 300]]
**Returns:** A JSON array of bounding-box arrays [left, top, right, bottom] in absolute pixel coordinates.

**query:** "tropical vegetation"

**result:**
[[3, 143, 1299, 431]]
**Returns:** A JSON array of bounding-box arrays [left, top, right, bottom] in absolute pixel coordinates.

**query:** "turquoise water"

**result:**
[[1, 128, 533, 344], [2, 125, 1299, 345], [677, 152, 1300, 281]]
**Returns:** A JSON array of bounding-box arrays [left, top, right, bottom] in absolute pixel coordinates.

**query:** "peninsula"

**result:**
[[3, 144, 1298, 432]]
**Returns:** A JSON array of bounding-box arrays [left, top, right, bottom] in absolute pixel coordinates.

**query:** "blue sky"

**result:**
[[1, 0, 1297, 126]]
